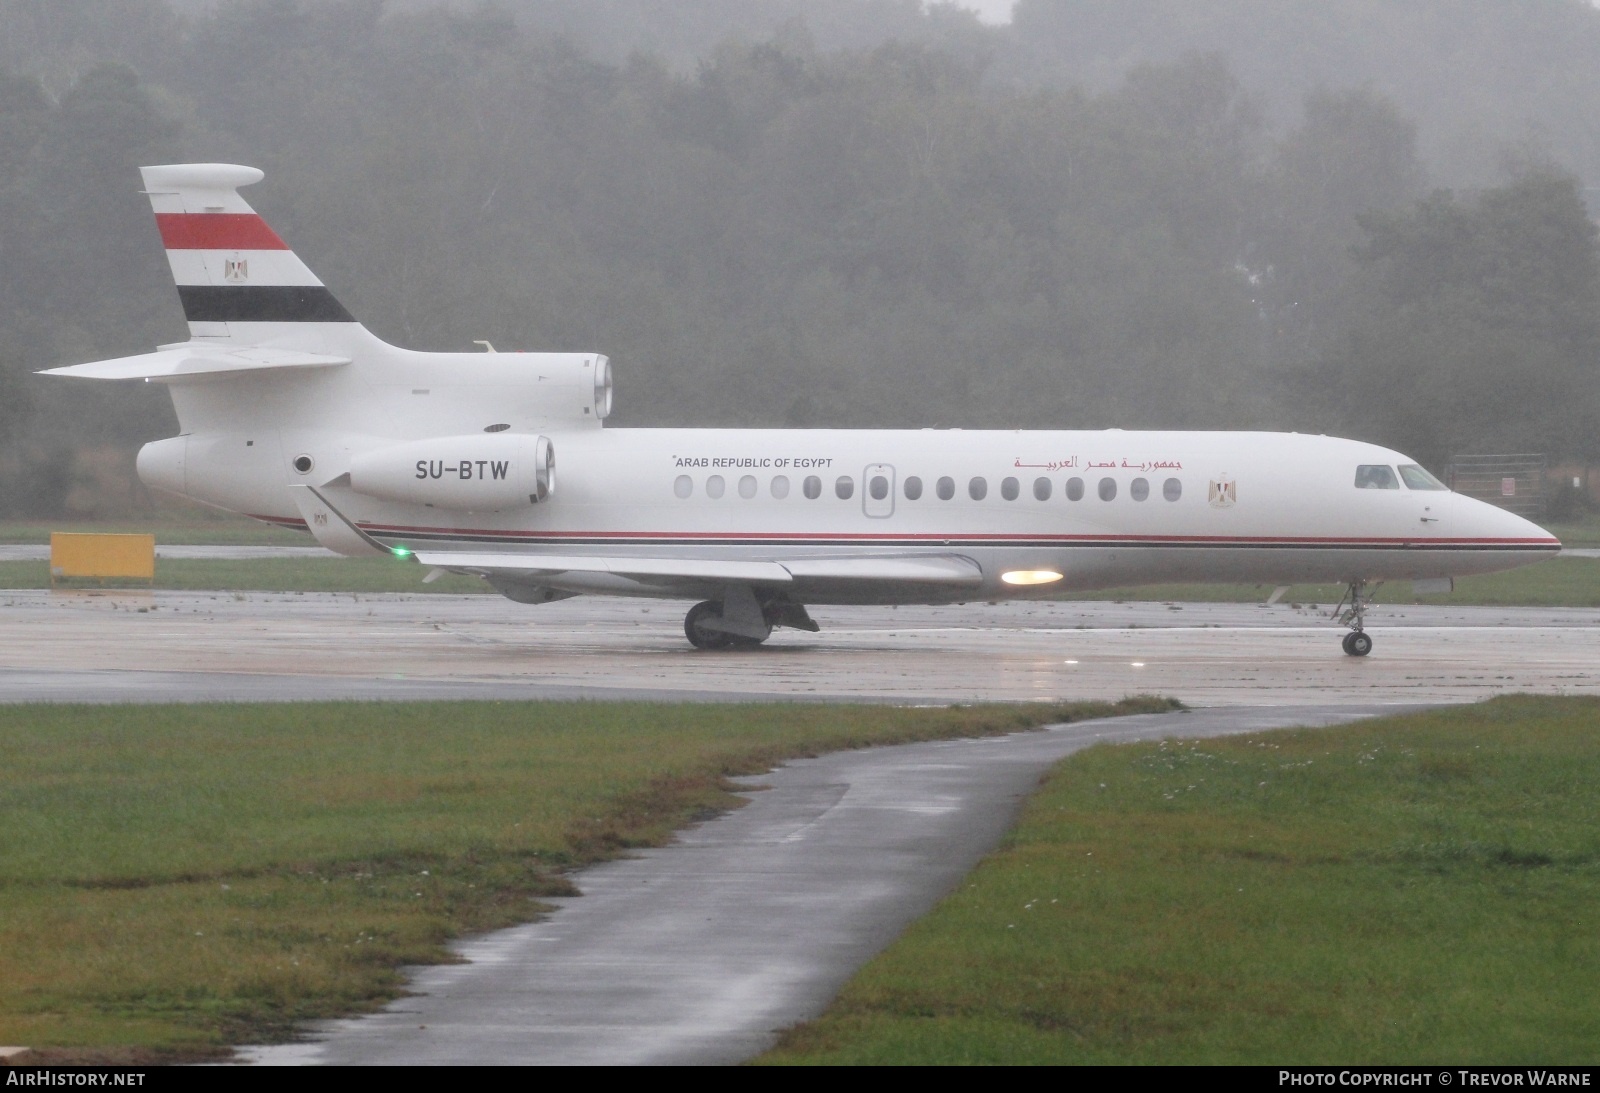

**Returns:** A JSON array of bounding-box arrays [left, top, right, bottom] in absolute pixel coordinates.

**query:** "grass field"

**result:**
[[8, 556, 491, 595], [1546, 511, 1600, 547], [0, 696, 1172, 1063], [3, 554, 1596, 607], [0, 516, 309, 547], [758, 696, 1600, 1065]]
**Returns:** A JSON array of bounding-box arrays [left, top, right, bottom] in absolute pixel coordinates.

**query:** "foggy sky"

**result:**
[[942, 0, 1014, 24]]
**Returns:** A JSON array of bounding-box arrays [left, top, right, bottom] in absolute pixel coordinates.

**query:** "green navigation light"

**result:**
[[392, 546, 413, 558]]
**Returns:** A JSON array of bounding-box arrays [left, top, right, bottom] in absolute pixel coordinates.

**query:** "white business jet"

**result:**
[[43, 164, 1559, 655]]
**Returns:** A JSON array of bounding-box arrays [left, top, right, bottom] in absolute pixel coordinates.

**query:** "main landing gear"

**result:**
[[684, 600, 755, 649], [1334, 579, 1376, 657], [683, 587, 819, 650]]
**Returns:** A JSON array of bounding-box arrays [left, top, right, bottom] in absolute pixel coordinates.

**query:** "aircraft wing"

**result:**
[[414, 552, 795, 585], [38, 345, 350, 382], [777, 555, 983, 584], [410, 550, 984, 590]]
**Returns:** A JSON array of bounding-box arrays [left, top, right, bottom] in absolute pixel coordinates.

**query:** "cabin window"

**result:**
[[674, 474, 693, 499], [771, 474, 790, 499], [738, 474, 758, 499], [804, 475, 822, 499], [1033, 477, 1052, 501], [1000, 476, 1020, 501], [1098, 477, 1117, 501], [483, 423, 511, 433], [904, 475, 923, 500], [869, 475, 889, 500], [1354, 465, 1399, 489], [936, 476, 955, 500], [1163, 477, 1182, 502], [836, 475, 855, 500], [1066, 477, 1084, 501], [1130, 477, 1149, 501], [706, 474, 726, 499], [1399, 464, 1448, 490], [969, 477, 988, 500]]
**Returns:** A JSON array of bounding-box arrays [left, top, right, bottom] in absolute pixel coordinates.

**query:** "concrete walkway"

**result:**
[[241, 703, 1418, 1065]]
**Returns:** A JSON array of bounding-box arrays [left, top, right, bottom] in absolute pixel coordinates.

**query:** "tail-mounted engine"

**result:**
[[348, 433, 555, 510]]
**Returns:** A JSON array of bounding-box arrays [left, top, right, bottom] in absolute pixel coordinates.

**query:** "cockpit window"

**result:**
[[1398, 464, 1448, 491], [1354, 465, 1399, 490]]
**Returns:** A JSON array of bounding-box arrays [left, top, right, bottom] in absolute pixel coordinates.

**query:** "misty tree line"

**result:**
[[0, 0, 1597, 517]]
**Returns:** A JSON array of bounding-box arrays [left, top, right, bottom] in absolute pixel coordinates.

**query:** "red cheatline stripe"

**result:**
[[342, 525, 1565, 547], [156, 213, 289, 251], [239, 516, 1561, 550]]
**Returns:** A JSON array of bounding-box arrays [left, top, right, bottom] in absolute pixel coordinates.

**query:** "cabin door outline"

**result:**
[[862, 463, 895, 518]]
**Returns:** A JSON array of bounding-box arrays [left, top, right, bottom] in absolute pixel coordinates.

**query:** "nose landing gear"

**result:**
[[1341, 630, 1373, 657], [1334, 580, 1376, 656]]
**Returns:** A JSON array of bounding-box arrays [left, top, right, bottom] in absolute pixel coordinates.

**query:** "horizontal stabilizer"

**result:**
[[39, 345, 350, 382]]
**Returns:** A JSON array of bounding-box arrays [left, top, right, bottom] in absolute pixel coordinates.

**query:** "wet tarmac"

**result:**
[[0, 590, 1596, 706]]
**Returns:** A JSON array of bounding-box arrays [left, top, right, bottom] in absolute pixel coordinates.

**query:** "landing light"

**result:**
[[1001, 569, 1063, 586]]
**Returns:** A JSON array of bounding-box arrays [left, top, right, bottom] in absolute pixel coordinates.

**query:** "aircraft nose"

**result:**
[[1457, 493, 1562, 553]]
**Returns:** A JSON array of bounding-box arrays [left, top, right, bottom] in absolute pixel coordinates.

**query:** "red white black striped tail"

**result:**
[[141, 163, 356, 336]]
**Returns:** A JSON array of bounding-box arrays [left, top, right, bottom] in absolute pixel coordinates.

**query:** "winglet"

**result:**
[[285, 484, 390, 558]]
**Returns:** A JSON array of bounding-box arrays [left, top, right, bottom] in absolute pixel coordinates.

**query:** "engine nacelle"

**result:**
[[137, 435, 186, 496], [348, 434, 555, 510]]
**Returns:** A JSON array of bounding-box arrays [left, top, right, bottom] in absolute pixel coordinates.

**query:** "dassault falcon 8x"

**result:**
[[43, 163, 1559, 654]]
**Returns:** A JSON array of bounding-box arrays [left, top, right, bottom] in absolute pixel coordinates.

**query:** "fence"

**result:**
[[1444, 454, 1547, 520]]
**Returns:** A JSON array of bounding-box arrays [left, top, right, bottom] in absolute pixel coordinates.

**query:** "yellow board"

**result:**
[[49, 532, 156, 585]]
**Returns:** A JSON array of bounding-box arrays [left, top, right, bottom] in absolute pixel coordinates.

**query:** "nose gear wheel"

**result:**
[[1333, 580, 1378, 656], [1341, 631, 1373, 657]]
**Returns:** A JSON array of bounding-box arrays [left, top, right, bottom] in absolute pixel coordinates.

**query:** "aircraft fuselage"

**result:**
[[140, 419, 1557, 605]]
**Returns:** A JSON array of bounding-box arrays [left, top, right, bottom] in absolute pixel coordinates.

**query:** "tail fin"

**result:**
[[141, 163, 357, 339]]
